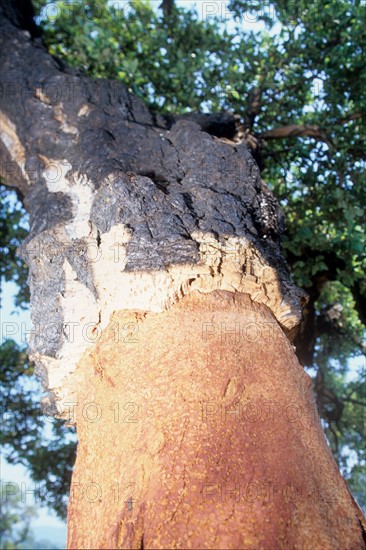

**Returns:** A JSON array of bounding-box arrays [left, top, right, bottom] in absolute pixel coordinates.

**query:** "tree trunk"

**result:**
[[1, 2, 365, 548], [67, 291, 365, 549]]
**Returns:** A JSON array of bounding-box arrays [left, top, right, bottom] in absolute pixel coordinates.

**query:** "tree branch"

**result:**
[[258, 112, 362, 148], [159, 0, 174, 18], [0, 0, 41, 37], [340, 112, 362, 125], [343, 397, 366, 407], [260, 124, 331, 144], [351, 280, 366, 326]]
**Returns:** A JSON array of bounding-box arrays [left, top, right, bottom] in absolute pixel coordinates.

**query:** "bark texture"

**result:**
[[1, 2, 365, 548], [0, 3, 305, 417], [68, 291, 365, 549]]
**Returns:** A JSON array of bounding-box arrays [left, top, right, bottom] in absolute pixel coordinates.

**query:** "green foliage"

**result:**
[[0, 187, 29, 308], [0, 480, 60, 548], [34, 0, 231, 111], [1, 0, 365, 516], [0, 481, 37, 549], [0, 339, 76, 520]]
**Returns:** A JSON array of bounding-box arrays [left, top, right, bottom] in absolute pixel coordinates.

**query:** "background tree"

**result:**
[[0, 480, 60, 549], [1, 0, 364, 527]]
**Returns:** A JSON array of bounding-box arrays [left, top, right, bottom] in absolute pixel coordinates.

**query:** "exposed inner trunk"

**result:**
[[67, 291, 365, 549]]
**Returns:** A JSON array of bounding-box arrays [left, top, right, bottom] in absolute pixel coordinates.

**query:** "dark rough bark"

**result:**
[[1, 2, 365, 548], [0, 0, 305, 413], [0, 0, 41, 37]]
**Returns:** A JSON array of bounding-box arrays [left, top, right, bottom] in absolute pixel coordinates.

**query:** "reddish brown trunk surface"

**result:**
[[67, 291, 365, 549]]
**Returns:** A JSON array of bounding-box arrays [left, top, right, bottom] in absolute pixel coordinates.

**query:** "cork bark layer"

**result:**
[[0, 2, 305, 419]]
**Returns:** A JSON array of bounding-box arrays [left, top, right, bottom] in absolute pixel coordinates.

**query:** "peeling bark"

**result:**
[[0, 5, 305, 418], [1, 2, 365, 548]]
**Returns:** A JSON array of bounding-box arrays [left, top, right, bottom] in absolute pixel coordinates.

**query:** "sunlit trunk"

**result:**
[[0, 2, 365, 548], [67, 291, 365, 549]]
